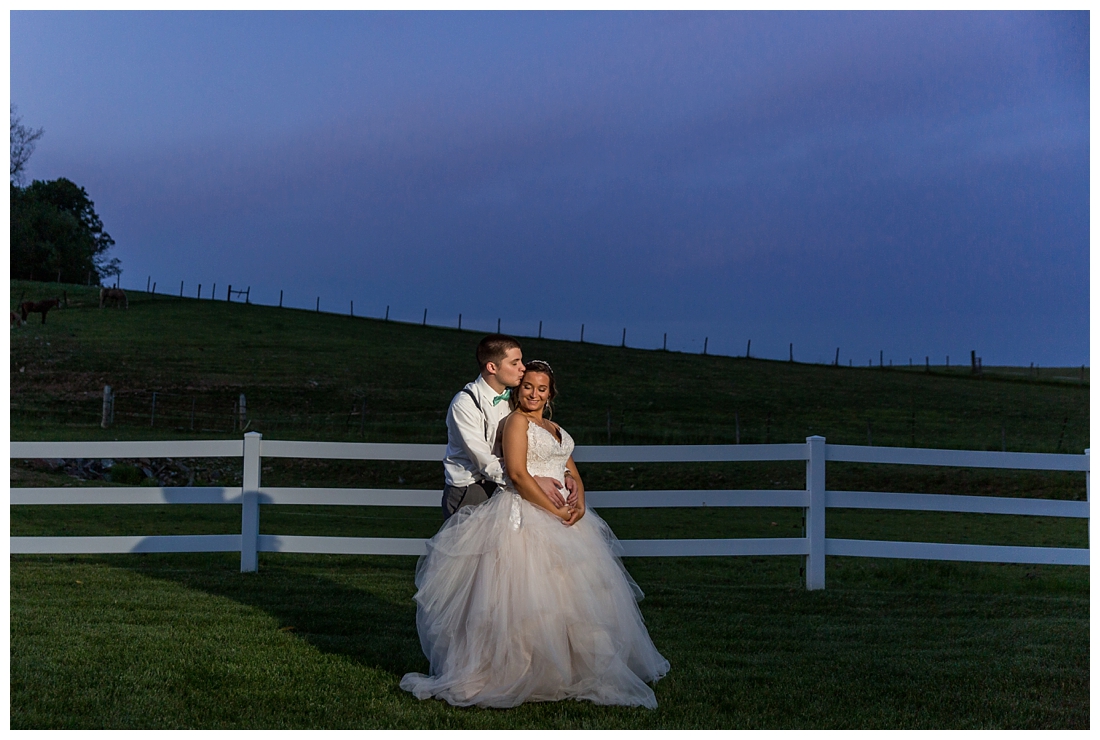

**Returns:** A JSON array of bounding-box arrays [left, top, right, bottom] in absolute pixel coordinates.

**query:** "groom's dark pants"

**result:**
[[442, 480, 499, 519]]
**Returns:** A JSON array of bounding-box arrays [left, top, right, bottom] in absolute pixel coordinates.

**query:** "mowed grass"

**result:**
[[11, 553, 1087, 729], [9, 279, 1090, 728]]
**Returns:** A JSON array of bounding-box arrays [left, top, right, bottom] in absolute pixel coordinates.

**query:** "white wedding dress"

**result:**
[[400, 419, 670, 709]]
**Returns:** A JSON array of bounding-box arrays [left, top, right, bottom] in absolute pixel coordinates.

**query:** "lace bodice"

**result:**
[[518, 418, 574, 482]]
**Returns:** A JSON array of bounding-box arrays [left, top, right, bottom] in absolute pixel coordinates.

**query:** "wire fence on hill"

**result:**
[[9, 385, 1089, 456]]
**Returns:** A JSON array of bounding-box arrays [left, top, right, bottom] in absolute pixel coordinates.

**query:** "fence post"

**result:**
[[1086, 449, 1090, 542], [101, 385, 112, 429], [241, 432, 262, 573], [805, 435, 826, 590]]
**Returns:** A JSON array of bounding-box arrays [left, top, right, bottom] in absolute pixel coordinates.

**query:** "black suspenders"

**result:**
[[461, 387, 492, 443], [460, 387, 500, 494]]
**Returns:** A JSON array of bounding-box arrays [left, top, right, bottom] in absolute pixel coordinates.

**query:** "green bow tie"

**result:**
[[492, 389, 511, 406]]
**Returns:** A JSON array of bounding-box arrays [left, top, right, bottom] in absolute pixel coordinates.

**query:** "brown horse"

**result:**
[[10, 311, 24, 327], [20, 298, 61, 324], [100, 287, 128, 309]]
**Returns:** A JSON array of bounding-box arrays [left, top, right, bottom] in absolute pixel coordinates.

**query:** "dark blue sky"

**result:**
[[10, 11, 1089, 366]]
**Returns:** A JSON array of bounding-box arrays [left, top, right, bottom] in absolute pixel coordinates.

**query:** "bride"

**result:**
[[400, 360, 669, 709]]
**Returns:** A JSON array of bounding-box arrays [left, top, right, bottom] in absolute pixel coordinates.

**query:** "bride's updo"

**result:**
[[510, 359, 557, 419]]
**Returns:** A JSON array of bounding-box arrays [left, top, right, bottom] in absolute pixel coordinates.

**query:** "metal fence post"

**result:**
[[805, 435, 826, 590], [241, 432, 262, 572]]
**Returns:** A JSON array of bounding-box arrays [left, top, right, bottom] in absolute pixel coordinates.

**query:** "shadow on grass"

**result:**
[[13, 551, 1090, 728], [104, 552, 427, 679]]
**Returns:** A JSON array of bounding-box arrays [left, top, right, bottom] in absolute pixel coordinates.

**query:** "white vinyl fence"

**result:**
[[10, 434, 1089, 590]]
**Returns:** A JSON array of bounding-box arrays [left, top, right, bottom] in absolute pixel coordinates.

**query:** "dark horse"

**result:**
[[100, 287, 128, 309], [20, 298, 62, 324]]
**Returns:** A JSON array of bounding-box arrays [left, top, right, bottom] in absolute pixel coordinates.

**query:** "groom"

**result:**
[[442, 333, 577, 518]]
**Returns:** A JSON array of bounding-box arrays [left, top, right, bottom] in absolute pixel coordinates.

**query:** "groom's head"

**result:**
[[477, 334, 524, 388]]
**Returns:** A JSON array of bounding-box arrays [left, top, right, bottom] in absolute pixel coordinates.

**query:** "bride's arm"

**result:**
[[501, 414, 572, 520]]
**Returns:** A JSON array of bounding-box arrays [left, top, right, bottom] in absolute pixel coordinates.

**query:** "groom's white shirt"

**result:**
[[443, 375, 511, 488]]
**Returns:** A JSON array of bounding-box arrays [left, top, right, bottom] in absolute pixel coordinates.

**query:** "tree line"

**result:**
[[10, 106, 120, 285]]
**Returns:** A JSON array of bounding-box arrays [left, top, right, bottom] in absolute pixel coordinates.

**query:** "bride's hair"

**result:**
[[510, 360, 557, 419]]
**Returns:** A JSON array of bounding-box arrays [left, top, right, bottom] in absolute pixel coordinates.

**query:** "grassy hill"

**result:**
[[10, 279, 1089, 450], [9, 279, 1090, 729], [10, 279, 1089, 500]]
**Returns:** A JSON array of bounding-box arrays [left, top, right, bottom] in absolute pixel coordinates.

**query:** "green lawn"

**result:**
[[10, 552, 1087, 729], [9, 279, 1089, 728]]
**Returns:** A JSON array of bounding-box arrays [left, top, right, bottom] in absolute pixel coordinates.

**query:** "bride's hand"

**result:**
[[548, 502, 572, 520], [561, 504, 585, 526]]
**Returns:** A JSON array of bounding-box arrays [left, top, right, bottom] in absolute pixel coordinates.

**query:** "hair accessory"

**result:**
[[526, 359, 553, 375]]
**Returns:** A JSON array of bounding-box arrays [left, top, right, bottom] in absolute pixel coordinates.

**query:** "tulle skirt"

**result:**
[[400, 490, 670, 709]]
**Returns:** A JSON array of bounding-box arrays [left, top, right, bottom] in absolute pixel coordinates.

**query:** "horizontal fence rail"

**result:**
[[10, 534, 242, 554], [572, 443, 810, 464], [259, 440, 447, 461], [10, 435, 1089, 589], [825, 444, 1089, 471], [825, 491, 1089, 518], [10, 487, 244, 506], [10, 439, 244, 459], [824, 539, 1089, 566]]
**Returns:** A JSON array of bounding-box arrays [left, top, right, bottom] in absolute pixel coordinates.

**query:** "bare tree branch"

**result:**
[[10, 105, 44, 187]]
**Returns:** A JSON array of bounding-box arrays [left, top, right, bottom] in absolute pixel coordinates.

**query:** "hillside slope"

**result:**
[[10, 280, 1088, 454]]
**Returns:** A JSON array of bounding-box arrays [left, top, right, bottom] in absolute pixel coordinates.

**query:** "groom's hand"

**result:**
[[534, 476, 567, 508], [563, 475, 579, 506]]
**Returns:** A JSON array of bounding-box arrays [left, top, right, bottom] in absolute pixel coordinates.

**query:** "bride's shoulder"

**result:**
[[503, 411, 531, 432]]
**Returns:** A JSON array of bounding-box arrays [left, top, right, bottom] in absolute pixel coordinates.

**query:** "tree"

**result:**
[[9, 106, 121, 285], [10, 106, 44, 187], [10, 178, 117, 284]]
